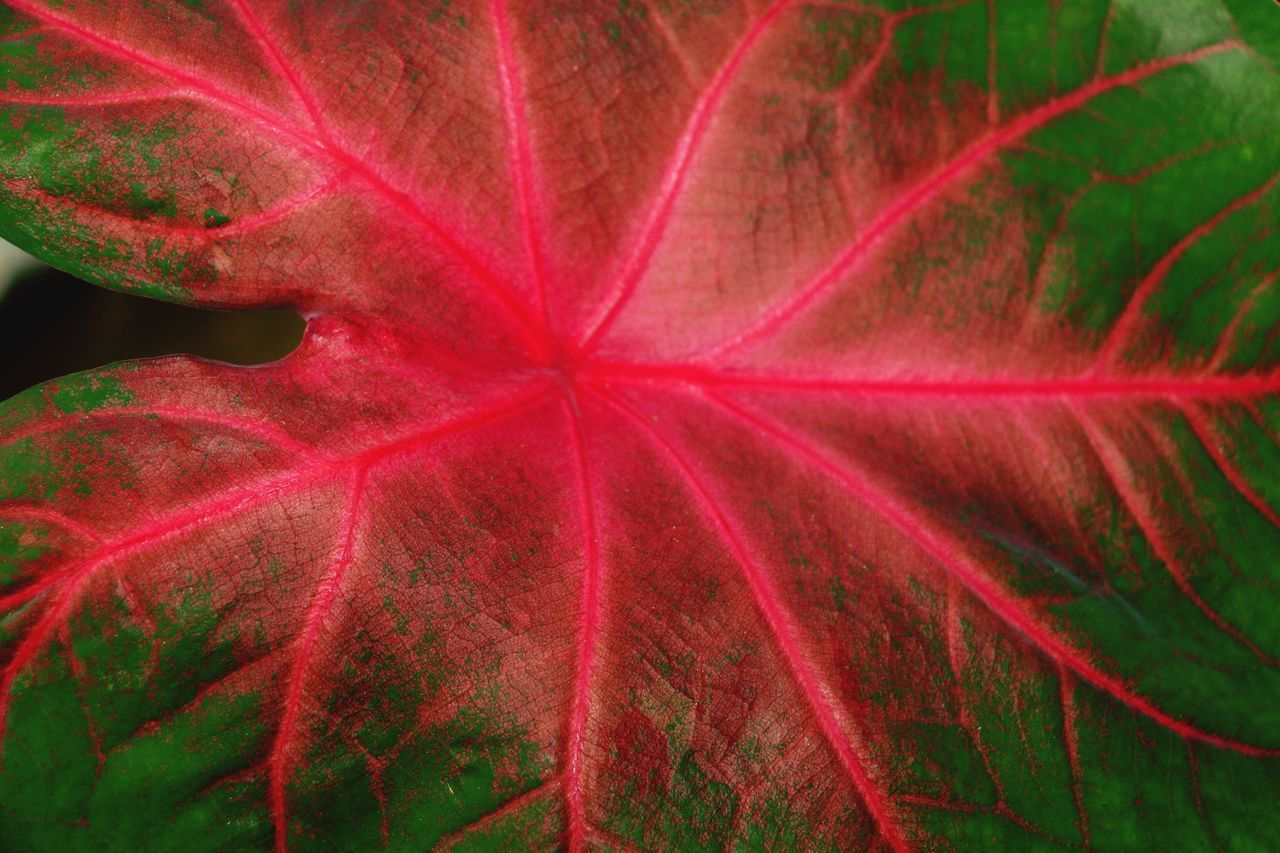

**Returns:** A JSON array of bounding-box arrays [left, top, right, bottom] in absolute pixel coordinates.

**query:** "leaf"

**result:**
[[0, 0, 1278, 849]]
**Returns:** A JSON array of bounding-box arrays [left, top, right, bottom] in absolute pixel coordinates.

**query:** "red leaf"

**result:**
[[1, 1, 1278, 849]]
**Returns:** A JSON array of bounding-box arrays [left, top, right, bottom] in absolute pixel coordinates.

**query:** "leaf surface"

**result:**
[[1, 0, 1279, 849]]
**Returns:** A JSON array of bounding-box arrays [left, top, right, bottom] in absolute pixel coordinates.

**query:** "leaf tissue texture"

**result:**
[[0, 0, 1278, 849]]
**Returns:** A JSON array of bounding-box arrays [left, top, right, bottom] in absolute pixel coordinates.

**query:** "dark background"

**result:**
[[0, 264, 305, 401]]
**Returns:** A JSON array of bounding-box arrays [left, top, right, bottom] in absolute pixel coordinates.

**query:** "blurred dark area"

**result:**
[[0, 264, 306, 402]]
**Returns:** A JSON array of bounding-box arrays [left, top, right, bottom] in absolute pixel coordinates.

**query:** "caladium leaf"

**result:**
[[1, 0, 1278, 849]]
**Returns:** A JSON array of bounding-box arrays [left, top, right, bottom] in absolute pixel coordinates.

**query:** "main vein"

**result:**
[[562, 394, 605, 852], [492, 0, 556, 336], [269, 468, 367, 853], [582, 360, 1280, 401]]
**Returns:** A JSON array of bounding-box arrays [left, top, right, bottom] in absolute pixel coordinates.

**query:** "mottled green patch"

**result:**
[[51, 373, 132, 414], [605, 749, 739, 850], [893, 1, 989, 95], [0, 645, 97, 837], [423, 0, 469, 30], [791, 6, 882, 93], [127, 180, 178, 219], [733, 795, 839, 852], [594, 0, 649, 55], [1052, 436, 1280, 747], [283, 582, 550, 850], [0, 15, 115, 95], [291, 701, 551, 850], [0, 6, 32, 38], [142, 235, 212, 291], [350, 641, 425, 756], [1069, 687, 1212, 849], [0, 580, 269, 850], [68, 575, 242, 750], [0, 522, 49, 588], [448, 790, 559, 852], [203, 206, 231, 228], [776, 104, 837, 181], [0, 97, 214, 301], [0, 105, 188, 211], [0, 425, 133, 502], [0, 437, 59, 502], [944, 612, 1084, 845], [0, 34, 57, 94], [0, 175, 194, 302]]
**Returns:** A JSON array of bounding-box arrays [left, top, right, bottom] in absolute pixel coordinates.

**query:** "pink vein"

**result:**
[[699, 40, 1243, 363], [943, 578, 1010, 812], [1187, 743, 1216, 845], [224, 0, 546, 354], [1070, 403, 1275, 665], [0, 403, 322, 461], [562, 395, 603, 853], [0, 385, 547, 709], [0, 1, 325, 151], [0, 387, 553, 733], [575, 0, 798, 352], [437, 777, 560, 850], [60, 622, 105, 767], [1179, 403, 1280, 530], [1057, 668, 1090, 847], [151, 175, 348, 241], [3, 171, 348, 245], [591, 386, 911, 852], [269, 468, 366, 853], [349, 384, 555, 469], [225, 0, 331, 134], [0, 473, 330, 622], [1090, 170, 1280, 373], [584, 360, 1280, 401], [1209, 272, 1278, 370], [3, 0, 546, 357], [0, 87, 181, 107], [492, 0, 553, 332], [0, 466, 334, 745], [0, 505, 102, 545], [701, 388, 1280, 757]]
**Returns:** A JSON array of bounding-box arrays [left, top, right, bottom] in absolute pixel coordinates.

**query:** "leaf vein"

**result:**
[[592, 384, 912, 852]]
